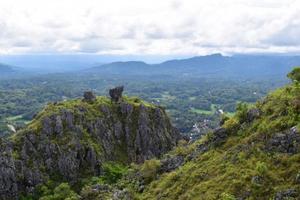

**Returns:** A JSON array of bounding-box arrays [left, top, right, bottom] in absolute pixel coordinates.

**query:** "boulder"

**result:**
[[109, 86, 124, 102], [274, 189, 298, 200], [266, 126, 300, 154], [83, 91, 96, 102], [246, 108, 261, 123], [160, 156, 184, 173]]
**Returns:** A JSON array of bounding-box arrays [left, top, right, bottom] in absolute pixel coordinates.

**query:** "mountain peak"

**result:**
[[0, 89, 182, 199]]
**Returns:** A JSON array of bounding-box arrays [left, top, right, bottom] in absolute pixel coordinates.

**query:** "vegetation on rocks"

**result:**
[[127, 68, 300, 200], [1, 68, 300, 200], [0, 90, 181, 200]]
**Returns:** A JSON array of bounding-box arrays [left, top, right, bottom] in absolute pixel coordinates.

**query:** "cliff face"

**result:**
[[0, 94, 181, 199]]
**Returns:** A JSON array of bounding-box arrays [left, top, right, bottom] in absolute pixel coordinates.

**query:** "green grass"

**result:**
[[190, 104, 217, 115], [6, 115, 24, 121], [130, 79, 300, 199]]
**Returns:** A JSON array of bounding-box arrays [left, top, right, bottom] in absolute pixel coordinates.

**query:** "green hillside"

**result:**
[[132, 68, 300, 199]]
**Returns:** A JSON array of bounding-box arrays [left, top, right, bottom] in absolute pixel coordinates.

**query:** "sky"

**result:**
[[0, 0, 300, 56]]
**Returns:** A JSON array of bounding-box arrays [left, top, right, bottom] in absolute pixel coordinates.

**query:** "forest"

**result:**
[[0, 71, 287, 138]]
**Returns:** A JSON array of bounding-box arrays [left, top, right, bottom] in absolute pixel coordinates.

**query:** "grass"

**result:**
[[190, 104, 217, 115], [6, 115, 24, 121], [132, 80, 300, 199]]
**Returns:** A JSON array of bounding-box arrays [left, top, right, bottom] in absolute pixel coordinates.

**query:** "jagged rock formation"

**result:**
[[266, 126, 300, 154], [83, 91, 96, 102], [109, 86, 124, 102], [0, 140, 18, 199], [0, 92, 181, 199]]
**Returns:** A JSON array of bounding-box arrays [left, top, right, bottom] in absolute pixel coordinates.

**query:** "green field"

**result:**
[[190, 104, 217, 115]]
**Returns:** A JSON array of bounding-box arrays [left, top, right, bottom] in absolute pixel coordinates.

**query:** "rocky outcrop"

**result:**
[[274, 189, 298, 200], [83, 91, 96, 102], [0, 140, 18, 200], [0, 94, 181, 199], [159, 155, 185, 173], [246, 108, 261, 123], [109, 86, 124, 102], [266, 126, 300, 154]]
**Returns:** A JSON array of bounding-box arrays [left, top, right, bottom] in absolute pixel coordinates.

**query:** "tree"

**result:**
[[39, 183, 79, 200], [287, 67, 300, 82]]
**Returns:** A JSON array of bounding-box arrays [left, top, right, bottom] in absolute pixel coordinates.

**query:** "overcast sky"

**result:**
[[0, 0, 299, 56]]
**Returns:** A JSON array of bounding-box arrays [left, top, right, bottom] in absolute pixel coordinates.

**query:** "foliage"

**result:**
[[255, 161, 268, 176], [220, 192, 236, 200], [38, 183, 79, 200], [131, 71, 300, 200], [140, 159, 161, 183], [287, 67, 300, 82], [235, 102, 249, 123], [0, 72, 285, 136], [99, 162, 128, 184]]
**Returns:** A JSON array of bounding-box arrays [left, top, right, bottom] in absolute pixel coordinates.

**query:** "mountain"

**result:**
[[87, 54, 300, 80], [0, 55, 106, 73], [1, 69, 300, 200], [87, 61, 150, 75], [0, 63, 14, 73], [46, 68, 299, 200], [109, 68, 299, 199], [0, 88, 181, 199]]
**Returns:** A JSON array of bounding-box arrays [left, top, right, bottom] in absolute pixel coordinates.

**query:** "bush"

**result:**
[[220, 192, 236, 200], [39, 183, 79, 200], [236, 102, 248, 123], [223, 117, 239, 131], [140, 159, 161, 183], [255, 161, 268, 176], [287, 67, 300, 82], [100, 162, 128, 184]]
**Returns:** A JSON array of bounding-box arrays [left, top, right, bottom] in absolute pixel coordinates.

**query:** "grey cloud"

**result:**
[[264, 24, 300, 46], [13, 40, 33, 47], [78, 39, 124, 53]]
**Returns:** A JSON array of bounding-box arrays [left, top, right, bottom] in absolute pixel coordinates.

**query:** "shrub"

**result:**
[[236, 102, 248, 123], [39, 183, 79, 200], [100, 162, 128, 184], [223, 117, 239, 131], [140, 159, 161, 183], [255, 161, 268, 176], [220, 192, 236, 200], [220, 114, 230, 126], [287, 67, 300, 82]]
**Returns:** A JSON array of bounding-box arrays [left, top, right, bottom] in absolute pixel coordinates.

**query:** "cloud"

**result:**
[[0, 0, 299, 55]]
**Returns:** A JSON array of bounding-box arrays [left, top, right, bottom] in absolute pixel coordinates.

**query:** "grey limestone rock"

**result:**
[[83, 91, 96, 102], [109, 86, 124, 102], [266, 126, 300, 154]]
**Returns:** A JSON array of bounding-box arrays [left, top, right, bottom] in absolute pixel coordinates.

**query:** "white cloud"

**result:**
[[0, 0, 299, 55]]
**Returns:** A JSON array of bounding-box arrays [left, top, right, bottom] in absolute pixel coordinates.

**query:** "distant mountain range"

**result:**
[[1, 54, 300, 80], [87, 54, 300, 79], [0, 63, 15, 73], [0, 63, 18, 78]]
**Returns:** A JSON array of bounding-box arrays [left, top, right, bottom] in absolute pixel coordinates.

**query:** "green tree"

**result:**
[[39, 183, 79, 200], [287, 67, 300, 82]]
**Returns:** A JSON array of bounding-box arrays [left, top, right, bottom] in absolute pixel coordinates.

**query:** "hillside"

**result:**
[[72, 69, 300, 200], [0, 87, 181, 200], [120, 68, 300, 200], [1, 69, 300, 200], [0, 63, 14, 73]]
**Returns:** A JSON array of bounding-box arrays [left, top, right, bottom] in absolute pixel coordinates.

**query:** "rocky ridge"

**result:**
[[0, 87, 181, 199]]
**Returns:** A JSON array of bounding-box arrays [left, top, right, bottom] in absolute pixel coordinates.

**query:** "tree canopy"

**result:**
[[287, 67, 300, 82]]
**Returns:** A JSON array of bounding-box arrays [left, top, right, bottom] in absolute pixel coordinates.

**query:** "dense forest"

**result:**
[[0, 71, 287, 138]]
